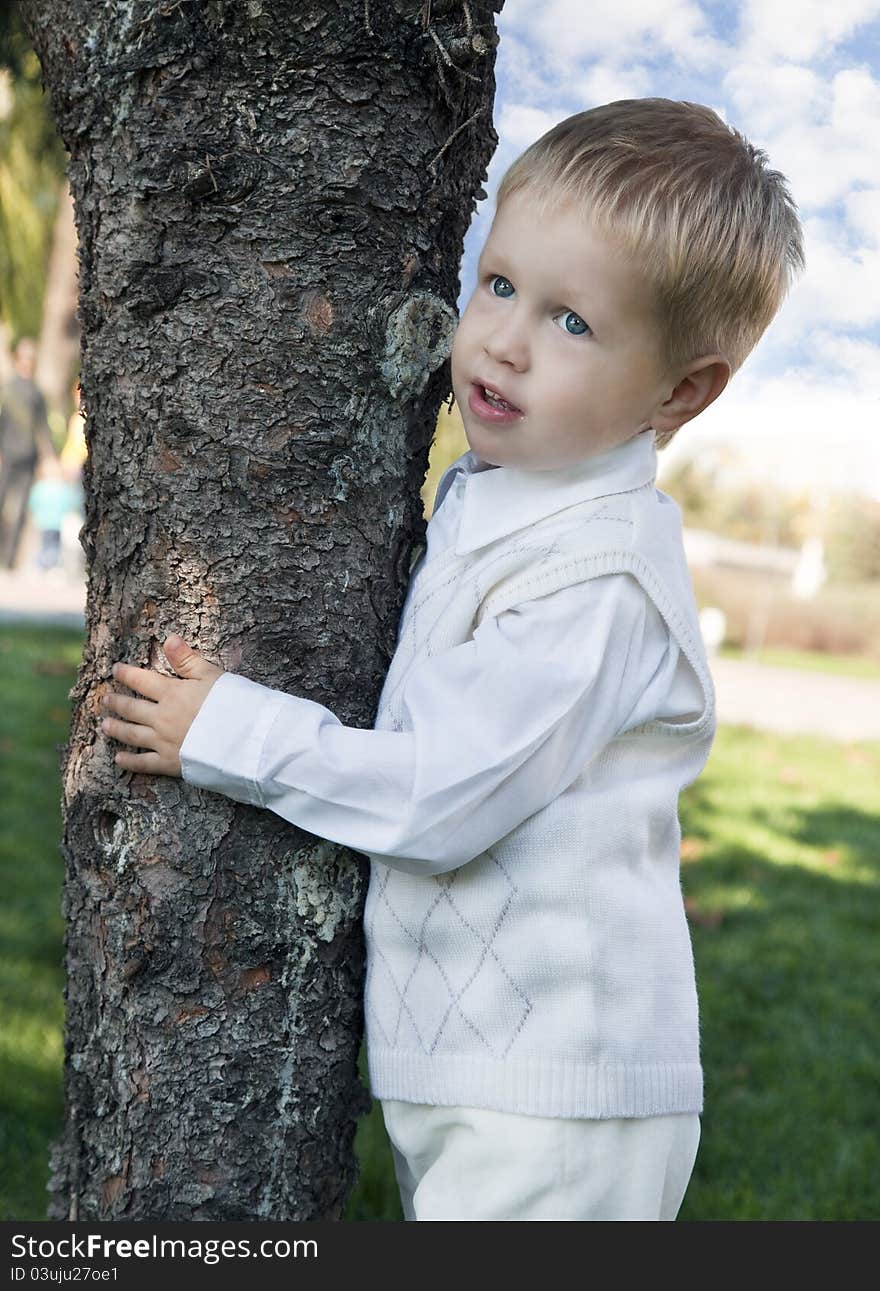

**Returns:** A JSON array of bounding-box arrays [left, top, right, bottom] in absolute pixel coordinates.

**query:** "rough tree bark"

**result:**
[[21, 0, 503, 1220]]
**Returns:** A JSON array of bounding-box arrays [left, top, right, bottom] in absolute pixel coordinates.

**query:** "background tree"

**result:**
[[19, 0, 503, 1220], [0, 5, 67, 383]]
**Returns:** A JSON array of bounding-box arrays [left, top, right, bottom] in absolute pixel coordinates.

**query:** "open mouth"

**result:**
[[480, 385, 520, 412], [469, 382, 524, 422]]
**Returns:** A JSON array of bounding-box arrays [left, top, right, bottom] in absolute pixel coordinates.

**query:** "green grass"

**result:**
[[672, 728, 879, 1219], [2, 623, 879, 1220], [0, 622, 79, 1221], [718, 643, 880, 679]]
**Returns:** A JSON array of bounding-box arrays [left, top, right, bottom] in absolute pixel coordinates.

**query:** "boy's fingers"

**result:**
[[110, 662, 166, 701], [104, 692, 156, 724], [101, 716, 156, 749], [113, 748, 164, 774]]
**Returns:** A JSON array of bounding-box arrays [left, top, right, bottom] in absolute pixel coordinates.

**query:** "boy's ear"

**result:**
[[649, 355, 731, 435]]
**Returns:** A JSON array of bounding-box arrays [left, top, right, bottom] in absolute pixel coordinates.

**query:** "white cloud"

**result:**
[[786, 215, 880, 330], [491, 30, 559, 104], [724, 65, 880, 210], [739, 0, 880, 62], [576, 63, 653, 106], [495, 104, 562, 155], [722, 61, 824, 136], [831, 65, 880, 137], [499, 0, 727, 69], [775, 128, 875, 209], [845, 188, 880, 244], [807, 332, 880, 398]]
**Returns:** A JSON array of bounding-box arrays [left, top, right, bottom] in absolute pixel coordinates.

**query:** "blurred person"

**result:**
[[27, 454, 83, 574], [0, 336, 58, 569]]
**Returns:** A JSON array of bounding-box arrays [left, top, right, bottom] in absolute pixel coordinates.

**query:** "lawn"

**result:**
[[2, 621, 878, 1221]]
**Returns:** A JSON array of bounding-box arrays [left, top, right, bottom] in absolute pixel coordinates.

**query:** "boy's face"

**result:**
[[450, 189, 674, 471]]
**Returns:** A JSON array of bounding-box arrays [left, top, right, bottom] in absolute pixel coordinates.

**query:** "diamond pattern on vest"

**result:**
[[365, 847, 533, 1059]]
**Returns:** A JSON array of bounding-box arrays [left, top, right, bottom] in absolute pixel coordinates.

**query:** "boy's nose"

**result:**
[[483, 320, 529, 371]]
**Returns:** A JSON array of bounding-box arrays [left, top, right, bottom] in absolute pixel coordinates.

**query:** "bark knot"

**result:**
[[379, 290, 457, 402]]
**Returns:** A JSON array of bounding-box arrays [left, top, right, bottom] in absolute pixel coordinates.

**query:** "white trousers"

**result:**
[[381, 1099, 701, 1221]]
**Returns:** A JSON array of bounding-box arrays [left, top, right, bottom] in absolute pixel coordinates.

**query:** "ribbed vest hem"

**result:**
[[367, 1047, 703, 1119]]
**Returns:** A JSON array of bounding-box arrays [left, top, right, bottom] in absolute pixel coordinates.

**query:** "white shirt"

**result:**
[[179, 432, 703, 874], [181, 428, 715, 1119]]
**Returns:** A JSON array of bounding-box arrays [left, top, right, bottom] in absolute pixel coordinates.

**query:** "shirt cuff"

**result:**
[[178, 670, 287, 807]]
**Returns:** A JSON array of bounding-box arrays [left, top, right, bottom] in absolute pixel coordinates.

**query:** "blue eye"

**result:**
[[555, 310, 591, 337], [486, 273, 592, 337]]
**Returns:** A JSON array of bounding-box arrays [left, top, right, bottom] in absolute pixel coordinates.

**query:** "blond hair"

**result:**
[[495, 98, 806, 448]]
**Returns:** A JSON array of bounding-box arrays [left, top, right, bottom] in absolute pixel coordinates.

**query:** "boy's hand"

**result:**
[[100, 634, 225, 778]]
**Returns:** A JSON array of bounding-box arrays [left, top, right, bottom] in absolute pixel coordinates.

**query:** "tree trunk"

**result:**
[[20, 0, 503, 1221]]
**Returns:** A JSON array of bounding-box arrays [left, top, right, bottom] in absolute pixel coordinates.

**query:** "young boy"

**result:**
[[100, 98, 805, 1221]]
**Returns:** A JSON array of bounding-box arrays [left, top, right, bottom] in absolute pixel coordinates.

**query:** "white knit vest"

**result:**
[[363, 478, 716, 1119]]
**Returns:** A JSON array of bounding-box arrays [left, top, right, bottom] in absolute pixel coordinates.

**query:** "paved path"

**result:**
[[708, 655, 880, 743], [2, 553, 878, 744], [0, 563, 87, 629]]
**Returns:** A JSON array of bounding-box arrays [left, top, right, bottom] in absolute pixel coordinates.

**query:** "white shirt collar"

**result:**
[[432, 428, 658, 556]]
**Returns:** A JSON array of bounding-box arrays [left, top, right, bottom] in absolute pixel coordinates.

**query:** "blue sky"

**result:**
[[456, 0, 880, 500]]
